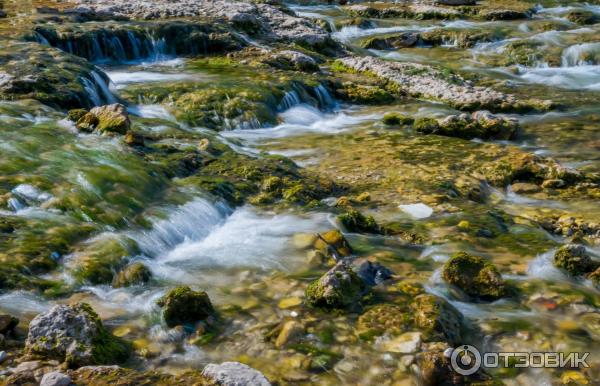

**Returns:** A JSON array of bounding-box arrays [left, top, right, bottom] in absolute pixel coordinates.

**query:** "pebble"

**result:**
[[0, 351, 7, 365], [40, 371, 72, 386]]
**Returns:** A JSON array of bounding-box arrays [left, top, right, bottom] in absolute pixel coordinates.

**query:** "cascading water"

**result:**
[[561, 42, 600, 67], [277, 90, 302, 111]]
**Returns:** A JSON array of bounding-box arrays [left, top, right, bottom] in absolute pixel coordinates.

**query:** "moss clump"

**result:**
[[411, 294, 463, 345], [413, 117, 440, 134], [356, 304, 410, 338], [157, 286, 215, 327], [112, 262, 152, 288], [338, 208, 380, 234], [554, 244, 596, 277], [382, 113, 414, 126], [441, 252, 506, 300], [67, 109, 88, 122], [305, 262, 367, 310], [336, 82, 394, 105], [71, 363, 211, 385], [91, 104, 131, 134]]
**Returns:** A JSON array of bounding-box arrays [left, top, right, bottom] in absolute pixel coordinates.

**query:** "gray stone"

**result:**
[[202, 362, 271, 386], [40, 371, 72, 386]]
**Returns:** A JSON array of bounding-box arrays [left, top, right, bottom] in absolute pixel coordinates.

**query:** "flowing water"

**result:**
[[1, 0, 600, 384]]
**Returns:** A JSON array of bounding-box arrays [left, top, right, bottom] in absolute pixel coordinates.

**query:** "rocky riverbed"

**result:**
[[0, 0, 599, 385]]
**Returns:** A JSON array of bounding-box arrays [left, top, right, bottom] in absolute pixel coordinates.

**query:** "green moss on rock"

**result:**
[[382, 113, 414, 126], [554, 244, 596, 277], [338, 208, 380, 234], [305, 262, 367, 310], [157, 286, 216, 328], [441, 252, 506, 300]]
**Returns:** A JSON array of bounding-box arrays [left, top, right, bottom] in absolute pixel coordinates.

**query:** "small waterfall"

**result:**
[[561, 42, 600, 67], [277, 90, 302, 111], [149, 36, 169, 61], [90, 71, 118, 104], [34, 32, 50, 46], [91, 34, 105, 62], [79, 71, 118, 107], [80, 76, 103, 107], [110, 36, 128, 62], [127, 31, 142, 59], [313, 84, 334, 109]]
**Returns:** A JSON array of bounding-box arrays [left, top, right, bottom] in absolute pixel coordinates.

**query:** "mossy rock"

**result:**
[[112, 262, 152, 288], [90, 104, 131, 134], [157, 286, 216, 328], [72, 365, 211, 385], [305, 262, 368, 310], [338, 208, 380, 234], [25, 303, 129, 367], [382, 113, 414, 126], [441, 252, 506, 300], [554, 244, 596, 277], [71, 237, 139, 285]]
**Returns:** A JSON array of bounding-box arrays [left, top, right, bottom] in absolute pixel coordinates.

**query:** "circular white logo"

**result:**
[[450, 345, 482, 375]]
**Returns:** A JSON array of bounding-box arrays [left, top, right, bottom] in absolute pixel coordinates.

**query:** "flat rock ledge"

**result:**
[[338, 56, 548, 113]]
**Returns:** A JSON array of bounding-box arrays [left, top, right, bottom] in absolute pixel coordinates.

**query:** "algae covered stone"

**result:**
[[89, 104, 131, 134], [338, 209, 380, 234], [554, 244, 595, 277], [441, 252, 506, 300], [357, 304, 410, 337], [305, 261, 367, 310], [411, 294, 463, 345], [157, 286, 216, 327], [25, 303, 129, 367]]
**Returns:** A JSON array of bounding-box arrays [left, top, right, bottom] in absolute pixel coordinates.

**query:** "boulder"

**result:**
[[157, 286, 215, 327], [441, 252, 506, 300], [202, 361, 271, 386], [25, 303, 129, 367], [554, 244, 595, 277], [566, 10, 598, 25], [305, 261, 367, 310]]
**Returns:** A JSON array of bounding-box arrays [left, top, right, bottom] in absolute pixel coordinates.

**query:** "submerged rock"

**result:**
[[566, 10, 599, 25], [441, 252, 506, 300], [411, 294, 463, 345], [554, 244, 596, 277], [202, 361, 271, 386], [25, 303, 129, 367], [305, 261, 368, 310], [157, 286, 216, 328], [265, 50, 319, 72]]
